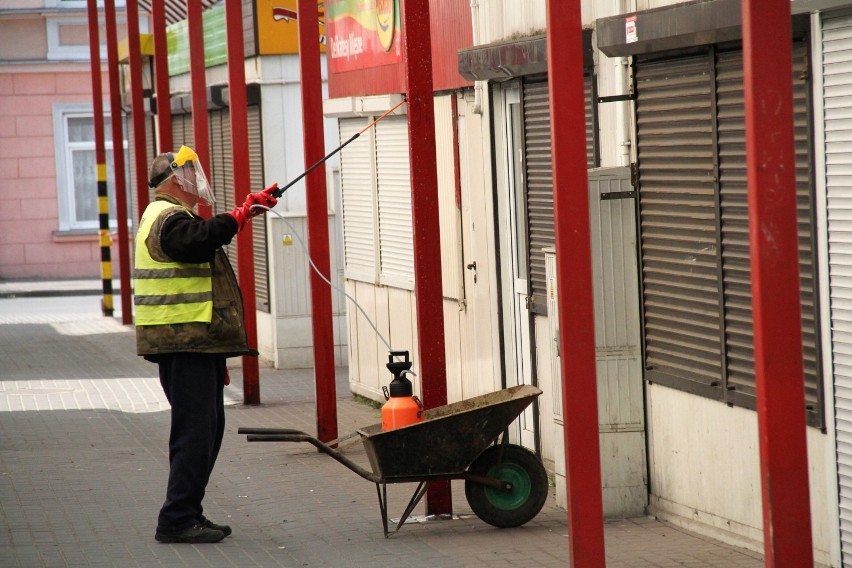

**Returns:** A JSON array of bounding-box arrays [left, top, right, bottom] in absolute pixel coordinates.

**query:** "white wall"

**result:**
[[646, 384, 834, 565], [258, 54, 348, 369], [342, 92, 502, 404]]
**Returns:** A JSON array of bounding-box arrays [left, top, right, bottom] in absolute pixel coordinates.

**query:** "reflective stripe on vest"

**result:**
[[134, 200, 213, 326]]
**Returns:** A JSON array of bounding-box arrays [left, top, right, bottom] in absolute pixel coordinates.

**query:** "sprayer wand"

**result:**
[[271, 97, 407, 199]]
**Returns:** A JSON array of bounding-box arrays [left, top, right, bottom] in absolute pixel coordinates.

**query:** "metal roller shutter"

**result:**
[[715, 44, 820, 416], [522, 74, 597, 314], [128, 115, 155, 225], [171, 112, 194, 150], [338, 117, 376, 281], [247, 105, 269, 313], [634, 42, 821, 422], [634, 52, 723, 392], [209, 109, 228, 211], [822, 12, 852, 565], [375, 116, 414, 289]]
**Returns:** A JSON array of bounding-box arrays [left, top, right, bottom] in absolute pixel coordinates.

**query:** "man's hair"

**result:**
[[148, 153, 173, 188]]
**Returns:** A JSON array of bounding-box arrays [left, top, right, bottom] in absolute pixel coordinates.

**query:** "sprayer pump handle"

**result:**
[[388, 350, 409, 363]]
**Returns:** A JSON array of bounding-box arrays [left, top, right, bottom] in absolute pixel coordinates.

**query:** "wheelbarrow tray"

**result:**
[[356, 384, 541, 481]]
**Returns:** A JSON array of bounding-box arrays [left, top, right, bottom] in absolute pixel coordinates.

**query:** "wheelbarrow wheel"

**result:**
[[464, 444, 548, 528]]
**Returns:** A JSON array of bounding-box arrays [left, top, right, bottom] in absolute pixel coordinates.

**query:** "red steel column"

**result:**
[[152, 0, 172, 152], [187, 0, 211, 219], [126, 0, 149, 218], [545, 1, 606, 566], [297, 0, 338, 441], [225, 0, 261, 404], [104, 0, 133, 325], [87, 0, 115, 318], [401, 0, 451, 515], [741, 1, 814, 565]]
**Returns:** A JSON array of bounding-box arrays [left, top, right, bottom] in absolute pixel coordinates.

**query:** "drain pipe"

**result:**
[[613, 0, 634, 167], [470, 0, 483, 114]]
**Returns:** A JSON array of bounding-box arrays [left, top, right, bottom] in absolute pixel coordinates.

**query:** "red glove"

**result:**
[[228, 183, 279, 231]]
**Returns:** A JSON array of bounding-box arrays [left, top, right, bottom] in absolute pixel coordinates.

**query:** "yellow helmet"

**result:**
[[169, 146, 215, 206]]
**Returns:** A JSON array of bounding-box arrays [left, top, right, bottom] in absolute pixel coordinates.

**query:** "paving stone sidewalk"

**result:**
[[0, 292, 767, 567]]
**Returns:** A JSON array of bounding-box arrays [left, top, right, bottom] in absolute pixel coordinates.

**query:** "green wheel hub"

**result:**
[[465, 444, 548, 528], [485, 463, 531, 510]]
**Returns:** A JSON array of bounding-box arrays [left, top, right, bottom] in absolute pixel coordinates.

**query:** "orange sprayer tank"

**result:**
[[381, 351, 423, 431]]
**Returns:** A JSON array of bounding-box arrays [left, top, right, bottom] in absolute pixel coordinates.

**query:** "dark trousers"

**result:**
[[156, 352, 226, 532]]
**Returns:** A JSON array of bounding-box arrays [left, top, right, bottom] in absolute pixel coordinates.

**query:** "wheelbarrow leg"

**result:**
[[395, 481, 430, 534], [375, 481, 431, 538], [376, 483, 389, 538]]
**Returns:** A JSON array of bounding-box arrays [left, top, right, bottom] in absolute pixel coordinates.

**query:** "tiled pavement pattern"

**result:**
[[0, 288, 769, 567]]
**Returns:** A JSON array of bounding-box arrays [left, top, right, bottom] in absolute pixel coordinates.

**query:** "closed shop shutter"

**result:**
[[128, 116, 155, 226], [375, 115, 414, 289], [634, 42, 821, 422], [715, 44, 820, 413], [338, 117, 376, 281], [522, 74, 597, 314], [635, 53, 723, 392], [209, 105, 269, 313], [823, 11, 852, 566], [247, 105, 269, 313], [209, 109, 228, 211], [171, 112, 194, 150], [174, 103, 268, 313]]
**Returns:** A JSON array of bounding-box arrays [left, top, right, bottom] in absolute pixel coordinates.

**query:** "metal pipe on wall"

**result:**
[[546, 0, 606, 565], [296, 0, 338, 442], [224, 0, 261, 404], [741, 0, 814, 565], [401, 0, 452, 516], [86, 0, 115, 318], [104, 0, 134, 325]]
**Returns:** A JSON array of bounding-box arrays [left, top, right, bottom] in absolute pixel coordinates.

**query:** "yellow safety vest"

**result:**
[[134, 200, 213, 326]]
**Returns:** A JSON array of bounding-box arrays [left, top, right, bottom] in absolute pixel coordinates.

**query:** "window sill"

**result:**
[[52, 229, 118, 243]]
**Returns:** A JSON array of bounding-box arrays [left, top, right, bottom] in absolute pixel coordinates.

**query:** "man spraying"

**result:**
[[134, 146, 277, 543]]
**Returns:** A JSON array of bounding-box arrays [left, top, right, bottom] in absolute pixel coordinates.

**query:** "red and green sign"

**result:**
[[327, 0, 401, 72]]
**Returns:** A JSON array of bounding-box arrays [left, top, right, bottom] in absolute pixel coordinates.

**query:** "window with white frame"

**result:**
[[53, 103, 129, 232]]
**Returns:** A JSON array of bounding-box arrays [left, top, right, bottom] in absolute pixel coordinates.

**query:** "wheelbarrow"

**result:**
[[238, 384, 549, 537]]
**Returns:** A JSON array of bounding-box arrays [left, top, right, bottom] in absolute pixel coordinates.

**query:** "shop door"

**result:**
[[502, 85, 537, 450]]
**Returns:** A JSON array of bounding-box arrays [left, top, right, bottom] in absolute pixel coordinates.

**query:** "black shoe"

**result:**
[[200, 515, 232, 537], [155, 523, 225, 544]]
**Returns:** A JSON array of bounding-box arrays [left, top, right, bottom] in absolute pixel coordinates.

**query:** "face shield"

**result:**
[[169, 146, 215, 206]]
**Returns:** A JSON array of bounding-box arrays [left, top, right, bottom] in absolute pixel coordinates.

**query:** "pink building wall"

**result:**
[[0, 66, 117, 280]]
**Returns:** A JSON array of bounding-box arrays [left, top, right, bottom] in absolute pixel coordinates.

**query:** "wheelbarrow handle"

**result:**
[[238, 427, 381, 484]]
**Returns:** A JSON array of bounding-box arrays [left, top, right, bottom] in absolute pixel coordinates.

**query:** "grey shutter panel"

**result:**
[[339, 117, 376, 280], [128, 116, 155, 224], [127, 118, 139, 223], [522, 74, 597, 314], [248, 105, 270, 313], [375, 116, 414, 288], [635, 53, 724, 391], [171, 112, 194, 150], [207, 106, 268, 312], [824, 12, 852, 566], [209, 109, 227, 212], [715, 48, 753, 394], [715, 44, 821, 420]]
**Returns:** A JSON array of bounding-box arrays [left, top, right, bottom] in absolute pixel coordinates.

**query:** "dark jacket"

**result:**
[[135, 196, 250, 360]]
